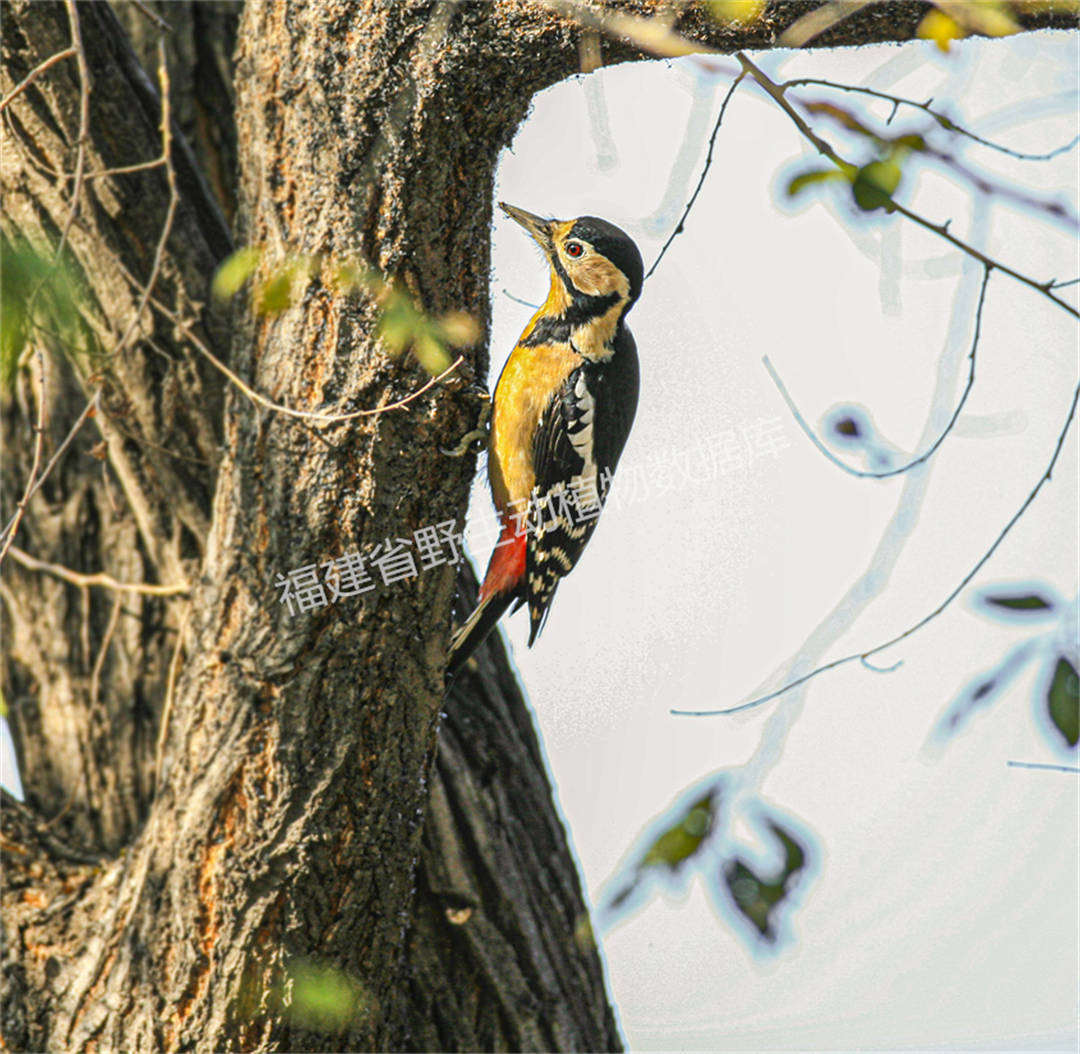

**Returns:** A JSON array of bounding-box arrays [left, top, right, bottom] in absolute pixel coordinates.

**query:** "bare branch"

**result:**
[[0, 41, 179, 570], [735, 52, 1080, 321], [0, 45, 77, 113], [156, 299, 466, 425], [109, 39, 177, 361], [1007, 760, 1080, 774], [81, 156, 166, 181], [129, 0, 172, 32], [544, 2, 1080, 319], [7, 545, 190, 596], [674, 375, 1080, 716], [0, 389, 101, 568], [766, 265, 992, 480], [779, 77, 1080, 163], [0, 352, 47, 566], [540, 0, 721, 60], [645, 71, 746, 281], [56, 0, 88, 261]]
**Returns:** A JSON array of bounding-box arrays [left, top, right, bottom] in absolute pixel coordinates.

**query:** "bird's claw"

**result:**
[[442, 388, 491, 457], [441, 427, 488, 457]]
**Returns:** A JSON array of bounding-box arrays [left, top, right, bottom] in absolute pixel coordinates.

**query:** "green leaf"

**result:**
[[1047, 656, 1079, 747], [413, 332, 452, 377], [285, 959, 369, 1033], [211, 247, 262, 301], [1, 237, 85, 391], [722, 820, 809, 942], [257, 267, 295, 314], [642, 792, 714, 870], [255, 255, 316, 314], [375, 297, 417, 356], [852, 160, 902, 212], [984, 593, 1054, 612], [786, 167, 846, 199], [891, 133, 928, 154]]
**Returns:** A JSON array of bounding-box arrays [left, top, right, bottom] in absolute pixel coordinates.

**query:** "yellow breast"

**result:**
[[488, 340, 579, 513]]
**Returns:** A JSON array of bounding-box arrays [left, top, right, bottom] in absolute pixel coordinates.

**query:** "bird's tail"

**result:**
[[446, 518, 526, 679], [445, 589, 515, 679]]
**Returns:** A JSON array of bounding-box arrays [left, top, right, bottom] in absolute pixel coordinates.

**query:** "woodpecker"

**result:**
[[446, 202, 643, 677]]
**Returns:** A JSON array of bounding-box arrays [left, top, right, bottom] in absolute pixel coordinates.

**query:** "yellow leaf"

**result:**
[[438, 311, 481, 348], [959, 1, 1020, 37], [917, 8, 965, 50], [707, 0, 766, 23]]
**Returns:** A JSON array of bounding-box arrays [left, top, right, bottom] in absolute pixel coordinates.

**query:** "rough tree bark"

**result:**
[[1, 2, 1073, 1052]]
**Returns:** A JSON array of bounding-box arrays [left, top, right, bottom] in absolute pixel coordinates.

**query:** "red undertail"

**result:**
[[446, 517, 526, 680], [479, 516, 527, 601]]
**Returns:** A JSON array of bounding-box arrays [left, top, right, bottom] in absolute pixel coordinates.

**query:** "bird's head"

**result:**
[[499, 202, 644, 312]]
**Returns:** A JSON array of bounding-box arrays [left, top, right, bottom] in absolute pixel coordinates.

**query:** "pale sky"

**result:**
[[3, 25, 1077, 1054], [477, 29, 1078, 1053]]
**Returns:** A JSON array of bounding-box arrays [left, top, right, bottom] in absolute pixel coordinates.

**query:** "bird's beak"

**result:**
[[499, 202, 554, 254]]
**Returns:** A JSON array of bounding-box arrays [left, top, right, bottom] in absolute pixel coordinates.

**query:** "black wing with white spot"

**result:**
[[526, 330, 639, 643]]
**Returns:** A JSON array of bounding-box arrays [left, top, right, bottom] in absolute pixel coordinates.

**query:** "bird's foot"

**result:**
[[442, 386, 491, 456]]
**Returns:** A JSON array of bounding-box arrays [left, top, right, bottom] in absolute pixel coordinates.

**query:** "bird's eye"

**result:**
[[565, 241, 584, 258]]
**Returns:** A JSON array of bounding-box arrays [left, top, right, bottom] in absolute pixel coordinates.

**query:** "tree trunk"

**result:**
[[2, 2, 1073, 1051]]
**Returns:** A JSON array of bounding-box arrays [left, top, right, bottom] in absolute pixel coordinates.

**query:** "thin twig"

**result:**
[[800, 95, 1079, 227], [1006, 760, 1080, 774], [765, 265, 992, 480], [7, 545, 190, 596], [0, 46, 77, 113], [918, 143, 1079, 229], [673, 375, 1080, 716], [502, 288, 540, 309], [110, 40, 177, 362], [543, 2, 1080, 320], [82, 157, 166, 181], [160, 300, 466, 424], [0, 390, 100, 563], [0, 352, 47, 566], [806, 97, 1079, 227], [645, 71, 746, 281], [888, 198, 1079, 319], [541, 0, 720, 60], [780, 77, 1080, 162], [80, 584, 91, 673], [5, 3, 93, 571], [130, 0, 172, 32], [735, 52, 1080, 322], [56, 0, 89, 261]]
